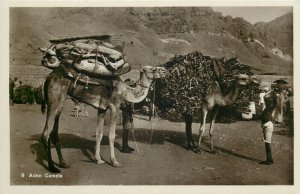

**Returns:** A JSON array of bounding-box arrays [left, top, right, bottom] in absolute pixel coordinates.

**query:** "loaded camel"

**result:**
[[185, 74, 251, 153], [40, 47, 167, 173]]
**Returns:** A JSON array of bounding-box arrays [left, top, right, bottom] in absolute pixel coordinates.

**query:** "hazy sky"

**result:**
[[212, 7, 292, 24]]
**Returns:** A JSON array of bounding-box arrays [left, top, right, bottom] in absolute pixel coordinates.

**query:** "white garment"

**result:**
[[241, 101, 256, 119], [259, 92, 266, 110], [262, 121, 273, 143], [249, 101, 256, 114], [259, 92, 265, 105]]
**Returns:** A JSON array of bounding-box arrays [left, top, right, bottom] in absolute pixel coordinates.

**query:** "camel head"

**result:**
[[141, 66, 168, 80], [235, 74, 250, 86], [39, 45, 61, 68]]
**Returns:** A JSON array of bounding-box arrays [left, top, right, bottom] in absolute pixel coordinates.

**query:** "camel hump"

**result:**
[[212, 58, 225, 81]]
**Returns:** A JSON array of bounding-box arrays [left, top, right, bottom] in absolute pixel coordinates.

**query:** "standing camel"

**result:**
[[185, 74, 251, 153], [40, 65, 167, 173]]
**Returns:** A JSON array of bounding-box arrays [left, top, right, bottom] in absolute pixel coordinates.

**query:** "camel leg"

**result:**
[[109, 104, 122, 167], [75, 108, 79, 117], [95, 109, 106, 164], [198, 108, 208, 152], [41, 78, 69, 173], [209, 107, 219, 154], [42, 107, 62, 173], [184, 114, 197, 151], [51, 110, 70, 168]]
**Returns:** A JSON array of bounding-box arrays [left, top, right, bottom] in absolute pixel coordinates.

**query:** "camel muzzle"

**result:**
[[156, 67, 168, 78]]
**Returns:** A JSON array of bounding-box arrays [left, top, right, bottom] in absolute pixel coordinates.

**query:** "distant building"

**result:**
[[10, 64, 51, 88]]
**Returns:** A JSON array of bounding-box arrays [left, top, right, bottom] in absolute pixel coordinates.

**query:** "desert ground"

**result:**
[[10, 100, 293, 185]]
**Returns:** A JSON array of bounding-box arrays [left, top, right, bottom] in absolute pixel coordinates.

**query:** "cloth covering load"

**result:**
[[40, 35, 131, 79]]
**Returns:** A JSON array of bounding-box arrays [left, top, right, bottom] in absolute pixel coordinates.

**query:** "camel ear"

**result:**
[[148, 66, 155, 72], [39, 47, 47, 52], [250, 77, 259, 84]]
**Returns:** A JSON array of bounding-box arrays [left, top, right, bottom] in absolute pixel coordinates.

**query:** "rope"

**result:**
[[132, 123, 154, 157], [74, 73, 81, 87], [94, 45, 99, 72], [85, 76, 89, 89], [131, 81, 156, 158], [152, 82, 156, 118]]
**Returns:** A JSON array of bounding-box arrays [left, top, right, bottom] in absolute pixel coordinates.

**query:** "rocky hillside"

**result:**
[[10, 7, 293, 75], [254, 12, 293, 57]]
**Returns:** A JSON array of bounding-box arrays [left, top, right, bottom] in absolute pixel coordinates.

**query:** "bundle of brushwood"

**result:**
[[154, 51, 261, 122], [40, 35, 131, 78]]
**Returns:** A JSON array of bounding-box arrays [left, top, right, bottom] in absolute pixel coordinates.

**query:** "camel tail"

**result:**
[[41, 78, 49, 114]]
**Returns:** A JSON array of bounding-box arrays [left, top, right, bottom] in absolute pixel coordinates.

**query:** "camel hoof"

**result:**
[[193, 148, 201, 154], [59, 162, 70, 168], [187, 145, 197, 151], [211, 150, 219, 155], [96, 159, 105, 165], [49, 166, 61, 173], [186, 145, 193, 151], [112, 161, 122, 168]]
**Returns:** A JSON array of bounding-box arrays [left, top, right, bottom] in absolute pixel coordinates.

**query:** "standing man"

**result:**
[[260, 89, 277, 165], [259, 87, 269, 111], [120, 78, 136, 153]]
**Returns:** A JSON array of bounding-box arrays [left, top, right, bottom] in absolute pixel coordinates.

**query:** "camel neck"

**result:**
[[217, 81, 241, 107], [117, 72, 152, 103]]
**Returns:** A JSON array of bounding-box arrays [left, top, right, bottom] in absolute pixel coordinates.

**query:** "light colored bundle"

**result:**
[[74, 59, 130, 77], [73, 42, 123, 61], [40, 37, 130, 77], [75, 59, 111, 76]]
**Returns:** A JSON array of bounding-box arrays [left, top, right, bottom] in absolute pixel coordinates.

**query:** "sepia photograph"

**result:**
[[1, 1, 298, 193]]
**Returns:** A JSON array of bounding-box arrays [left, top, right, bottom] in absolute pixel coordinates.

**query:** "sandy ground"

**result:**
[[10, 100, 293, 185]]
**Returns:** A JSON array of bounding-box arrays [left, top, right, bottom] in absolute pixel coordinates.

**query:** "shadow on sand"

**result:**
[[273, 129, 293, 137], [28, 133, 111, 170], [28, 127, 262, 171]]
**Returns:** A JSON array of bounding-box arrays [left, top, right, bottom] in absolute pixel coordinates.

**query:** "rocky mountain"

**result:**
[[10, 7, 293, 75], [254, 12, 293, 57]]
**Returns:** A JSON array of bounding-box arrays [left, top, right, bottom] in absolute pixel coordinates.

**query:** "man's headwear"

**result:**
[[263, 87, 270, 92]]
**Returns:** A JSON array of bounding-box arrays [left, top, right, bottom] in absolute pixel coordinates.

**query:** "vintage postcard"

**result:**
[[0, 0, 298, 194]]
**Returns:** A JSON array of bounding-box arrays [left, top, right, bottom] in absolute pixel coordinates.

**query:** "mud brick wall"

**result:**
[[10, 64, 52, 88]]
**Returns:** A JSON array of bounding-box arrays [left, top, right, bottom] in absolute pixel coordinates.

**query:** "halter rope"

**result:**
[[131, 81, 156, 157]]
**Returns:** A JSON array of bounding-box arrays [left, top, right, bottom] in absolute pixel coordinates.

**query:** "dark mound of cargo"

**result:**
[[153, 51, 261, 122]]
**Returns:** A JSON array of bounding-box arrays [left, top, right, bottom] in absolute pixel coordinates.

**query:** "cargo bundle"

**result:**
[[40, 35, 131, 79], [155, 51, 260, 122]]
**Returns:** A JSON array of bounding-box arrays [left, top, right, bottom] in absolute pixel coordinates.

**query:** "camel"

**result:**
[[40, 65, 167, 173], [73, 102, 89, 117], [185, 74, 251, 153]]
